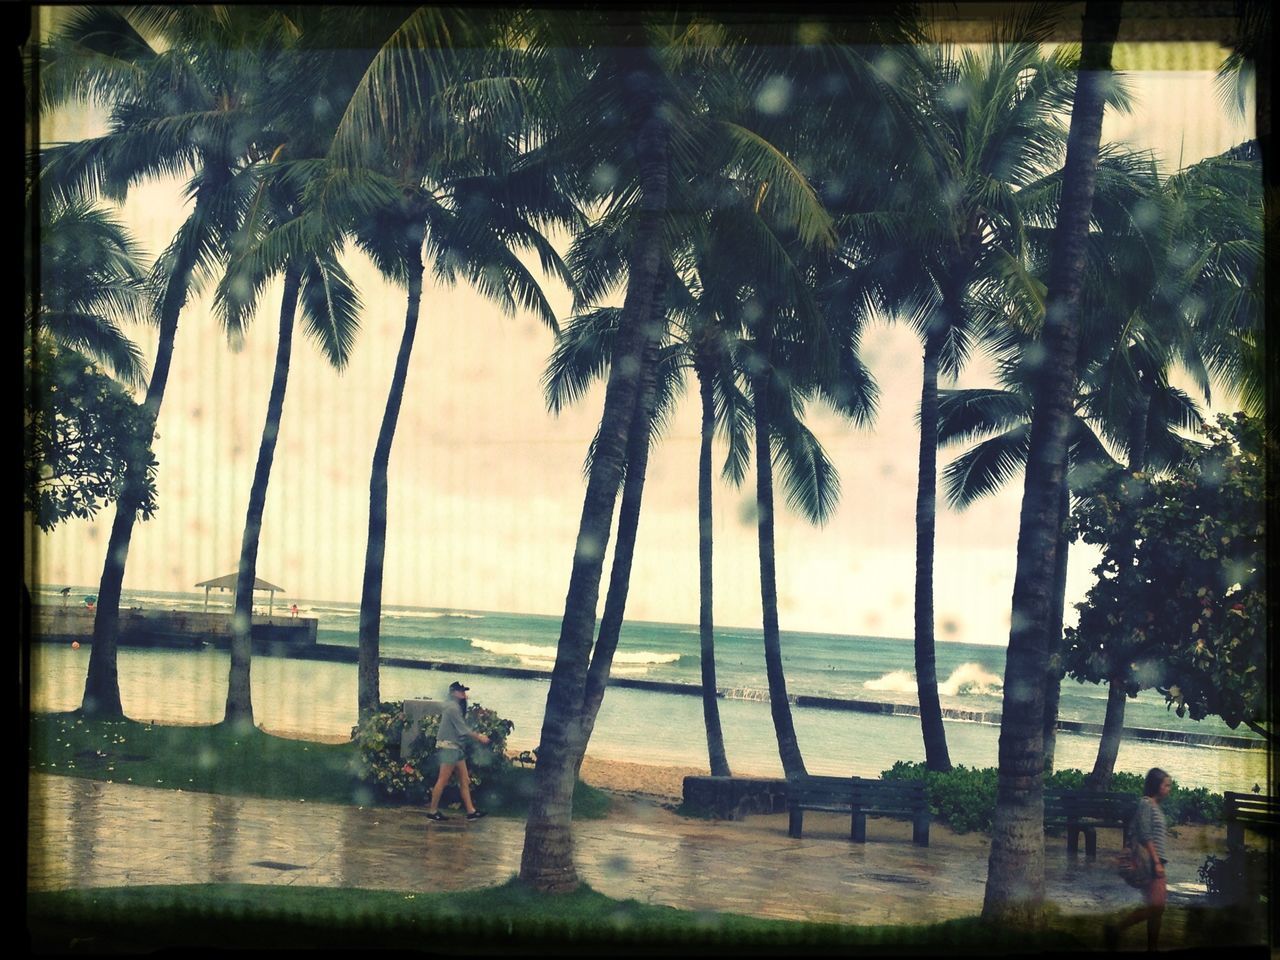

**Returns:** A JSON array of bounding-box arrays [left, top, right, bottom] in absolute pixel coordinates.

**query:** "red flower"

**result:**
[[401, 763, 414, 774]]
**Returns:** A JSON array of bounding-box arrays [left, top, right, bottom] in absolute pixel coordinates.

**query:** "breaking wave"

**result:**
[[470, 639, 679, 665], [864, 663, 1003, 697], [387, 609, 484, 621]]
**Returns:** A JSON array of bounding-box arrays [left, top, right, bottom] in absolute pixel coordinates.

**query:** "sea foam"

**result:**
[[864, 663, 1003, 697], [470, 639, 679, 665]]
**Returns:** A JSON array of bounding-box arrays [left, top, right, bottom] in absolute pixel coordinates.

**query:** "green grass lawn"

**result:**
[[28, 711, 610, 819], [26, 881, 1090, 953], [27, 882, 1271, 954]]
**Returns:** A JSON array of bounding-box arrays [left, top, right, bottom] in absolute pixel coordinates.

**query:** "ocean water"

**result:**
[[28, 585, 1270, 794]]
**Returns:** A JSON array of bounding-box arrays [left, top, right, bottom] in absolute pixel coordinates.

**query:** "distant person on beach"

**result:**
[[290, 603, 298, 619], [425, 681, 490, 822], [1106, 768, 1171, 951]]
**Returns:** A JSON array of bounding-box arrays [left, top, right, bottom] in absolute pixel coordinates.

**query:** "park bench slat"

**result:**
[[1043, 788, 1137, 860], [787, 776, 929, 846], [1224, 791, 1280, 850]]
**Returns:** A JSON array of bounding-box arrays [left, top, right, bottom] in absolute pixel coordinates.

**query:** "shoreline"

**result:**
[[37, 631, 1266, 751]]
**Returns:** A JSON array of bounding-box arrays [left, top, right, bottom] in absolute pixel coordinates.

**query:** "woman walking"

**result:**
[[425, 681, 490, 822], [1106, 768, 1172, 951]]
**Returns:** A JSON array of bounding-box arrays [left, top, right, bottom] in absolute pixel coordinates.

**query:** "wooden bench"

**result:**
[[1044, 788, 1134, 859], [787, 776, 929, 845], [1224, 792, 1280, 850]]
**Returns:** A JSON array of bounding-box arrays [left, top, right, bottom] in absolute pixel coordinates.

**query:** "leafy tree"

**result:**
[[24, 335, 157, 532], [1064, 413, 1270, 744]]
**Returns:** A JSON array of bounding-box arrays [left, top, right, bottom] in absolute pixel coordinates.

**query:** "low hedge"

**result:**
[[879, 761, 1224, 835]]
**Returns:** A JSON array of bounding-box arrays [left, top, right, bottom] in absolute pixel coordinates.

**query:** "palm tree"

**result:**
[[938, 361, 1206, 772], [980, 1, 1121, 925], [212, 11, 372, 730], [39, 7, 280, 717], [1078, 150, 1261, 787], [327, 8, 578, 717], [544, 219, 872, 780], [32, 186, 151, 389], [510, 11, 852, 890], [841, 20, 1092, 772], [933, 144, 1168, 772]]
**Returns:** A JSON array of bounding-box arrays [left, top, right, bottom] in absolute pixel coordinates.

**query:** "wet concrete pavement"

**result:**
[[27, 773, 1224, 926]]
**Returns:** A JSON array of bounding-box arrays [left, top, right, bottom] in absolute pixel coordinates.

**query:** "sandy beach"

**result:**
[[260, 725, 705, 801]]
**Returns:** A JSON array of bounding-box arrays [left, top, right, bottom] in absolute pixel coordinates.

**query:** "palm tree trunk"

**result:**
[[982, 0, 1120, 926], [753, 319, 806, 779], [224, 266, 301, 730], [915, 328, 951, 772], [82, 229, 198, 717], [1042, 476, 1071, 774], [577, 334, 663, 752], [696, 358, 731, 777], [519, 51, 668, 893], [358, 223, 426, 717]]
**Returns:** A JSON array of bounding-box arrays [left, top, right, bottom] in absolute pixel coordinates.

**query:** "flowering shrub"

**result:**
[[351, 700, 514, 804]]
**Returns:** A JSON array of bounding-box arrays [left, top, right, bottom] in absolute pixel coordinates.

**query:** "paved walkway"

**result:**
[[28, 774, 1222, 927]]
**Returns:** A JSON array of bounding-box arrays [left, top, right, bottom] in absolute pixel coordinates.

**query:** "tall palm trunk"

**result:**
[[982, 1, 1119, 925], [695, 357, 731, 776], [752, 319, 806, 779], [358, 222, 426, 717], [1086, 382, 1151, 788], [224, 265, 301, 729], [519, 53, 668, 893], [82, 225, 200, 717], [1042, 476, 1071, 773], [915, 327, 951, 771], [575, 335, 663, 759]]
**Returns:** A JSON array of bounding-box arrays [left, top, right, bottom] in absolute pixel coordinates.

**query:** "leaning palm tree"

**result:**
[[509, 11, 849, 890], [212, 11, 374, 730], [543, 209, 873, 780], [1002, 139, 1261, 786], [38, 6, 280, 717], [931, 143, 1164, 771], [327, 7, 578, 718], [981, 2, 1121, 925]]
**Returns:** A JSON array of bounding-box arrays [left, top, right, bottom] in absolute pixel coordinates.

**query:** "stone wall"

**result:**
[[32, 605, 318, 649], [682, 775, 790, 820]]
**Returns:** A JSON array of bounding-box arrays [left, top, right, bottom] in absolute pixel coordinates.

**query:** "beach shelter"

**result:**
[[194, 573, 285, 615]]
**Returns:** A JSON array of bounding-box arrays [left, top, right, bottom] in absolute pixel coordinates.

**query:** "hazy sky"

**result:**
[[32, 35, 1254, 645]]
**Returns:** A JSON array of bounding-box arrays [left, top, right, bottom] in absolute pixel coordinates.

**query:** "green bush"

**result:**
[[880, 762, 1224, 834], [880, 761, 998, 834], [351, 700, 514, 805]]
